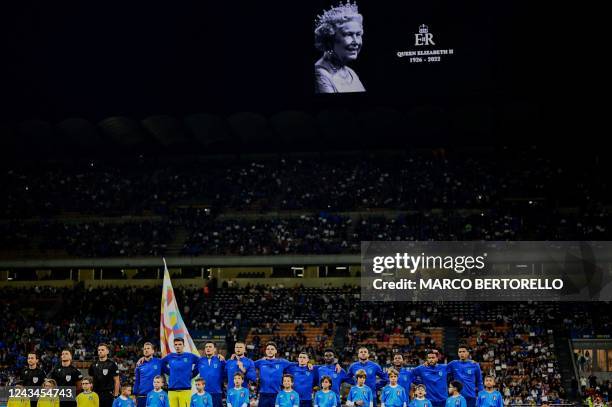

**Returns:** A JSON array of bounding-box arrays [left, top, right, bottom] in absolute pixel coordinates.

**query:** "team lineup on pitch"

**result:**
[[13, 340, 504, 407]]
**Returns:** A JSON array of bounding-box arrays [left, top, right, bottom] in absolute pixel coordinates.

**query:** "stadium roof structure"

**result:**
[[184, 113, 231, 147], [0, 102, 546, 159], [269, 110, 317, 143], [98, 116, 149, 147], [142, 115, 188, 147], [57, 117, 105, 150], [227, 111, 269, 144]]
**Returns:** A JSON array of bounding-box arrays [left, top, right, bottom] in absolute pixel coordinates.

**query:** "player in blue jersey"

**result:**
[[445, 382, 466, 407], [315, 349, 347, 403], [348, 347, 389, 407], [411, 351, 448, 407], [447, 346, 483, 407], [227, 373, 250, 407], [314, 376, 338, 407], [286, 352, 317, 407], [227, 342, 257, 389], [190, 379, 213, 407], [161, 338, 200, 407], [135, 343, 163, 407], [389, 354, 414, 398], [112, 385, 136, 407], [275, 375, 300, 407], [197, 342, 226, 407], [381, 369, 408, 407], [475, 376, 503, 407], [347, 369, 374, 407], [146, 376, 169, 407], [409, 385, 432, 407], [254, 342, 296, 407]]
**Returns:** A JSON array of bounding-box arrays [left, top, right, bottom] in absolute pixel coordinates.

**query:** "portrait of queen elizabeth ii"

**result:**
[[314, 1, 366, 94]]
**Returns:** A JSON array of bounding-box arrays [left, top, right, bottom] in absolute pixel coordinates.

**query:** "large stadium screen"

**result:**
[[311, 0, 486, 100]]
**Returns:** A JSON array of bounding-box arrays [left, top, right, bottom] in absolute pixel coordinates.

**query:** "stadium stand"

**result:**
[[1, 149, 611, 259]]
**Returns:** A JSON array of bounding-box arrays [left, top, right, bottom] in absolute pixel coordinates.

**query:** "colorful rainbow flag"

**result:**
[[160, 258, 199, 357]]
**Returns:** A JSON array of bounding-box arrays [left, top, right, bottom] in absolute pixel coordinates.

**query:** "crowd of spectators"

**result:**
[[581, 375, 611, 406], [2, 161, 207, 218], [563, 305, 612, 339], [0, 286, 158, 385], [459, 305, 564, 405], [1, 149, 611, 257], [41, 220, 173, 257], [3, 149, 609, 217], [1, 208, 610, 257], [179, 210, 351, 255], [0, 220, 174, 257]]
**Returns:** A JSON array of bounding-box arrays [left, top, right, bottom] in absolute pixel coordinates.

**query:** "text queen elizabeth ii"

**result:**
[[314, 1, 366, 94]]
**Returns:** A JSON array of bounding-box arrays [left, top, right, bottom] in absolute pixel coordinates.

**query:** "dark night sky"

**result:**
[[2, 0, 555, 123]]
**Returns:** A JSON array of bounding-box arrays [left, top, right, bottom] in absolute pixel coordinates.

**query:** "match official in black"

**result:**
[[48, 349, 83, 407], [22, 352, 47, 386], [88, 343, 120, 407], [21, 352, 46, 407]]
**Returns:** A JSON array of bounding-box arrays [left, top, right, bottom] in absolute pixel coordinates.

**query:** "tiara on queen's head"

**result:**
[[315, 1, 361, 29]]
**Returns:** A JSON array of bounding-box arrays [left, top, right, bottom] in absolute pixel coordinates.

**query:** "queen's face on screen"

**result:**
[[333, 20, 363, 63], [314, 1, 366, 93]]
